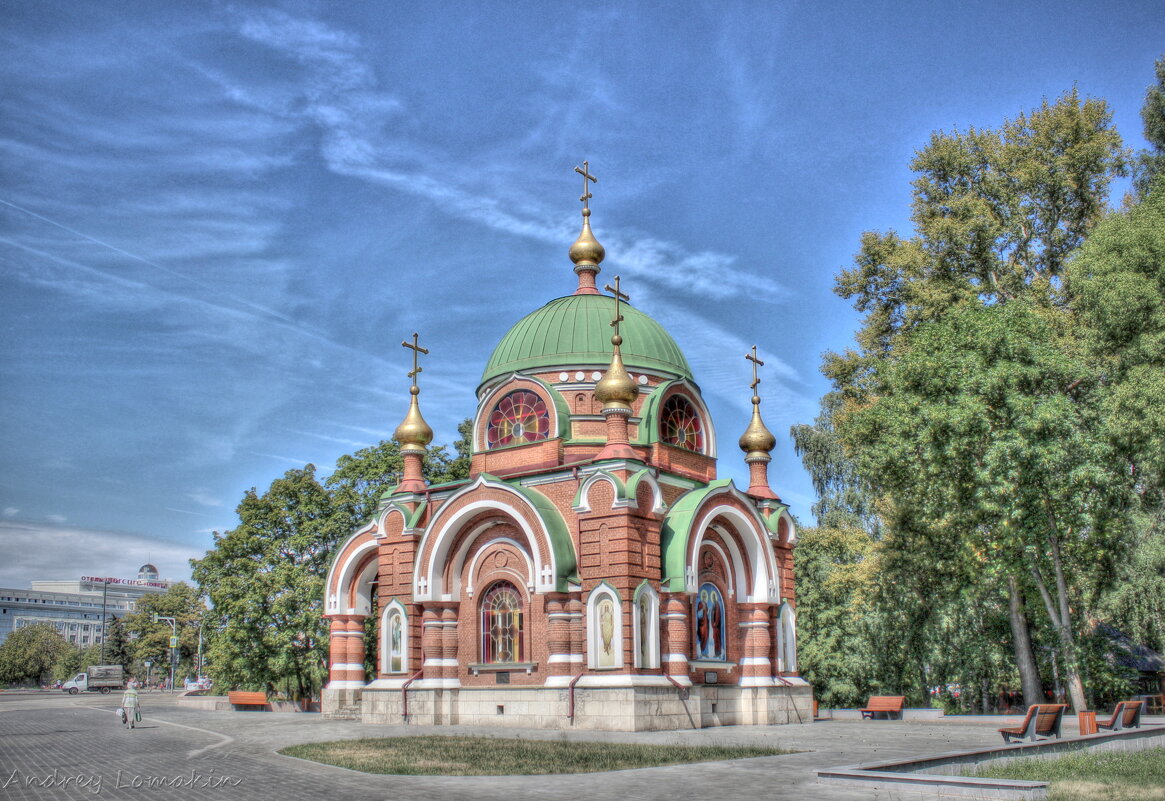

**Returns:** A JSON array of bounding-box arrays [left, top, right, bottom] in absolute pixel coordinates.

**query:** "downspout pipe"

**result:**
[[664, 674, 690, 701], [566, 673, 585, 723], [401, 667, 424, 723]]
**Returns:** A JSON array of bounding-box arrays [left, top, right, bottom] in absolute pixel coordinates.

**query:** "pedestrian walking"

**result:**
[[120, 680, 141, 729]]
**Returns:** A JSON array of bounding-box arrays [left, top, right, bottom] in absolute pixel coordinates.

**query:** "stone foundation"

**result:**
[[355, 681, 812, 731], [321, 686, 364, 719]]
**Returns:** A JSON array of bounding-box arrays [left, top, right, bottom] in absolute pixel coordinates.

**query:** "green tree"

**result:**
[[192, 466, 338, 700], [1135, 56, 1165, 196], [121, 582, 206, 683], [52, 643, 104, 683], [0, 623, 71, 685], [816, 89, 1129, 712], [840, 301, 1130, 711], [1069, 179, 1165, 497], [102, 615, 132, 671], [192, 425, 473, 699]]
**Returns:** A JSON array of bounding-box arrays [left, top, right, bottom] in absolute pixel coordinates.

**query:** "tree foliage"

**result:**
[[192, 426, 471, 699], [799, 88, 1134, 711], [1135, 56, 1165, 196], [0, 623, 71, 685], [121, 582, 206, 681]]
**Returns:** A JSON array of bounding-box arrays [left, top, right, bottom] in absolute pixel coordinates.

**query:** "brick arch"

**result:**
[[456, 525, 535, 596], [688, 502, 778, 603], [325, 529, 378, 614], [414, 475, 576, 600], [661, 482, 780, 603]]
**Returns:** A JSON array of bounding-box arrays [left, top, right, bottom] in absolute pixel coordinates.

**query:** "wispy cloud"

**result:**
[[0, 522, 197, 587]]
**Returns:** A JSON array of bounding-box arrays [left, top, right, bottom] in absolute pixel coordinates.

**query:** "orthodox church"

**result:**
[[322, 165, 808, 730]]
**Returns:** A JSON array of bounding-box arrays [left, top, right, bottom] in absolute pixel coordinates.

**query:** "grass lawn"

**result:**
[[280, 735, 793, 776], [973, 748, 1165, 801]]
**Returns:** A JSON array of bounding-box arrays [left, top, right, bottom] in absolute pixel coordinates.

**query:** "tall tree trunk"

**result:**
[[1006, 574, 1043, 707], [1029, 555, 1088, 713]]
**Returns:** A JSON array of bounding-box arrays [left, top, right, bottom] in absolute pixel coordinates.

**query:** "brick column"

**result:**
[[738, 605, 772, 686], [546, 594, 574, 680], [345, 615, 366, 684], [421, 605, 443, 678], [661, 593, 690, 681], [567, 593, 585, 671], [440, 605, 460, 681]]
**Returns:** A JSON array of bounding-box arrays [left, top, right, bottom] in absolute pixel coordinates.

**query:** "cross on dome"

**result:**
[[746, 345, 765, 395], [604, 276, 629, 341], [402, 332, 429, 388], [574, 160, 597, 213]]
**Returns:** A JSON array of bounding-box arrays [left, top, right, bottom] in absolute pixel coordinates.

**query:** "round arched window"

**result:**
[[660, 395, 704, 452], [486, 390, 551, 449], [481, 581, 523, 663]]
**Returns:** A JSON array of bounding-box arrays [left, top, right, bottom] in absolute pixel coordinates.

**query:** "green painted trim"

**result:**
[[659, 479, 734, 592], [486, 475, 579, 591], [762, 502, 790, 535], [624, 468, 663, 510], [634, 380, 676, 445]]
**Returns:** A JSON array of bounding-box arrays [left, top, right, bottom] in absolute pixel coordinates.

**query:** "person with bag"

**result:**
[[120, 680, 141, 729]]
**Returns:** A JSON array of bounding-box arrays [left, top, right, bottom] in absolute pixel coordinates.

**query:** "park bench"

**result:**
[[998, 703, 1066, 743], [859, 696, 905, 720], [1098, 700, 1144, 732], [227, 691, 269, 710]]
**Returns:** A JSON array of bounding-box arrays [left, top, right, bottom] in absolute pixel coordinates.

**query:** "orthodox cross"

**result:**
[[604, 276, 629, 338], [401, 332, 429, 387], [574, 160, 597, 212], [746, 345, 764, 393]]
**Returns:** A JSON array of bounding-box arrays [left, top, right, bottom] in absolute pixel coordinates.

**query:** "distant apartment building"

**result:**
[[0, 564, 173, 647]]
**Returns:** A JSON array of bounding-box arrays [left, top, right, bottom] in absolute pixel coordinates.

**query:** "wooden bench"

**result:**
[[859, 696, 905, 720], [227, 691, 269, 710], [998, 704, 1067, 743], [1098, 700, 1144, 732]]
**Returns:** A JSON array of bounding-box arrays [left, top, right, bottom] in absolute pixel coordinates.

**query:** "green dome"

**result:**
[[480, 294, 693, 388]]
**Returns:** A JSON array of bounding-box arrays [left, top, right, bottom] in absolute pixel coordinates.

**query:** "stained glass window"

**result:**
[[486, 390, 551, 449], [481, 582, 523, 663], [660, 395, 704, 452]]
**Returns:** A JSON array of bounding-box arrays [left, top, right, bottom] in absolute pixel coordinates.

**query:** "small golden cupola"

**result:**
[[594, 275, 642, 462], [392, 333, 434, 494], [739, 345, 779, 499], [569, 161, 604, 295]]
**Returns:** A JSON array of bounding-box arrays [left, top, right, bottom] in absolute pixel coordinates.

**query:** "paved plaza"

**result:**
[[0, 691, 1107, 801]]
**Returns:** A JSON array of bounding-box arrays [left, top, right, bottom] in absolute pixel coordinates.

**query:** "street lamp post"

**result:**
[[153, 615, 177, 695]]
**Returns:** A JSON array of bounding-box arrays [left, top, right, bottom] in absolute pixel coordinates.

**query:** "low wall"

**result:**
[[358, 683, 813, 731], [821, 707, 944, 721], [817, 724, 1165, 799]]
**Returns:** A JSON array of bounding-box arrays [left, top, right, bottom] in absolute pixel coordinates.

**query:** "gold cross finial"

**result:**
[[746, 345, 765, 394], [604, 276, 629, 340], [401, 332, 429, 388], [574, 160, 597, 213]]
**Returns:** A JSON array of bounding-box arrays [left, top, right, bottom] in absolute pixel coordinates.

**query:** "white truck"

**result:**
[[61, 665, 125, 694]]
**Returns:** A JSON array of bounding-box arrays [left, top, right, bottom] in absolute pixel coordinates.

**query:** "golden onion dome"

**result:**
[[393, 385, 434, 453], [594, 335, 639, 410], [568, 207, 605, 271], [738, 396, 776, 460]]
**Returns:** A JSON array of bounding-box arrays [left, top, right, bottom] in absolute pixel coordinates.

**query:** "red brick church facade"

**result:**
[[321, 171, 808, 729]]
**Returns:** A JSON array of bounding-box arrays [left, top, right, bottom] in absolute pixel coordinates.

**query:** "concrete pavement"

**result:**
[[0, 692, 1095, 801]]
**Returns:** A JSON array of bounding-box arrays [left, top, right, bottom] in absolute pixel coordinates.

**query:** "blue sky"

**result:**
[[1, 0, 1161, 587]]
